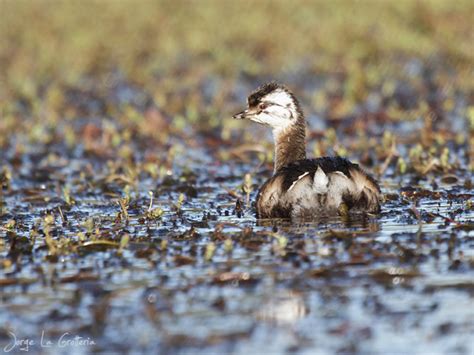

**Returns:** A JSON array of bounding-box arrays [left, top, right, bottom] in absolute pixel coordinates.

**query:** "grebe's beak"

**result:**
[[233, 110, 248, 120]]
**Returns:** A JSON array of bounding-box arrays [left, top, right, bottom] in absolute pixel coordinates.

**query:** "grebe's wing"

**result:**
[[277, 157, 381, 213]]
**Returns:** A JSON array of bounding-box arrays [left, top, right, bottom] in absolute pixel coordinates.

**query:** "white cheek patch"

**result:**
[[265, 106, 292, 125], [263, 90, 295, 110], [264, 116, 290, 132], [251, 107, 291, 129], [250, 89, 299, 131]]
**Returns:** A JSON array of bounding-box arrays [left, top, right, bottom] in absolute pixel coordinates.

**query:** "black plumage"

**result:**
[[278, 157, 356, 191], [247, 82, 282, 107]]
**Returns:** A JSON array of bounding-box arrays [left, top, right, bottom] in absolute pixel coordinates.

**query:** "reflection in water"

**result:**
[[257, 214, 381, 234], [257, 291, 308, 325]]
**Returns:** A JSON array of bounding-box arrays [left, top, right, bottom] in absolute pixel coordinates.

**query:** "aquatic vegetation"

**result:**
[[0, 0, 473, 353]]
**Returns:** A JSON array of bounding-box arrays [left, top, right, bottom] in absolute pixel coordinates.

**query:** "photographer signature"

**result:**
[[3, 331, 95, 352]]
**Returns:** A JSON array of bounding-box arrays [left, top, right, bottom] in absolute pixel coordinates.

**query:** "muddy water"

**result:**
[[0, 78, 473, 354]]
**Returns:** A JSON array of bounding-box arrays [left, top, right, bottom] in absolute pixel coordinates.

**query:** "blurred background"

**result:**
[[1, 0, 473, 81], [1, 0, 472, 158], [1, 0, 473, 106]]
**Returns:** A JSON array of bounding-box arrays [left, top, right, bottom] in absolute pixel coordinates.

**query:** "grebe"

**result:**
[[233, 82, 382, 219]]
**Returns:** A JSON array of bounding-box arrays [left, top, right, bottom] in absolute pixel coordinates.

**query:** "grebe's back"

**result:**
[[256, 157, 381, 219]]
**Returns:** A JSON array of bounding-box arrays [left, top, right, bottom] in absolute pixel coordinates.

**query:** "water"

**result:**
[[0, 74, 473, 354]]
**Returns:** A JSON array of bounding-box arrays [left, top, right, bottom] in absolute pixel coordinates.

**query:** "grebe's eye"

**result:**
[[259, 102, 269, 110]]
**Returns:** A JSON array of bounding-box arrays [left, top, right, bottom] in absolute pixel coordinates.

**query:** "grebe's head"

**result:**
[[233, 82, 303, 132]]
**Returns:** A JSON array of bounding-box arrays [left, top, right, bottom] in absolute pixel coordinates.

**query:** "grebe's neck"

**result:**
[[272, 119, 306, 173]]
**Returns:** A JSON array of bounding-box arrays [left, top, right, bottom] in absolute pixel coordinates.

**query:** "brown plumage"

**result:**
[[233, 82, 382, 219]]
